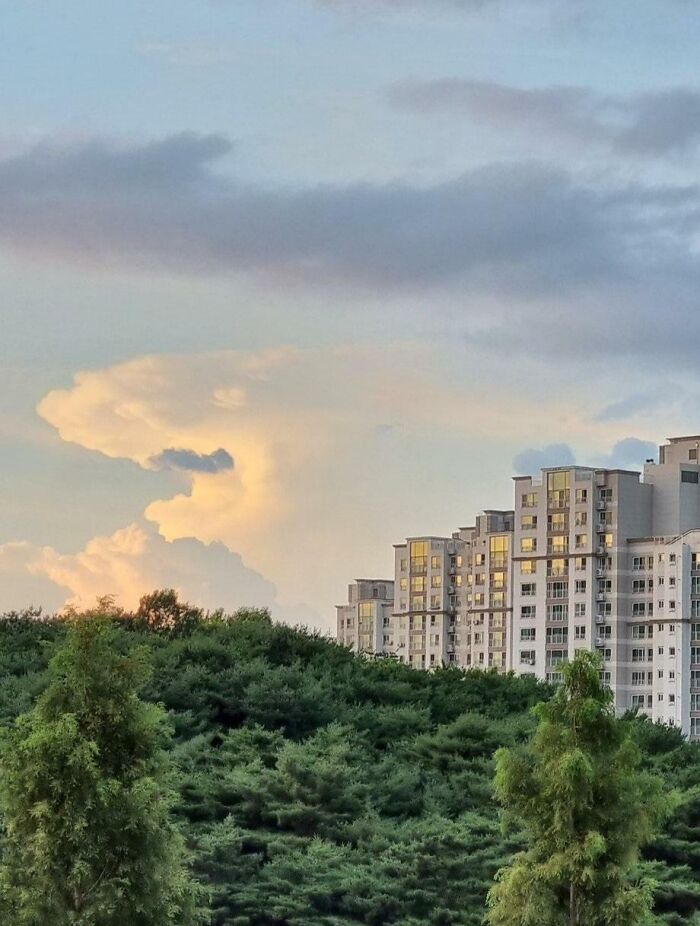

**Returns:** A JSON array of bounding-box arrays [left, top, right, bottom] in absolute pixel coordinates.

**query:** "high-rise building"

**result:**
[[335, 435, 700, 739]]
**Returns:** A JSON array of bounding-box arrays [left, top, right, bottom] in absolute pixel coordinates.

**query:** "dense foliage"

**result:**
[[0, 595, 699, 924]]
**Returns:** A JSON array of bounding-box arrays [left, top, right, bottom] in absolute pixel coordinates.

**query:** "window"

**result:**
[[692, 647, 700, 665], [682, 470, 700, 484], [632, 625, 646, 639], [400, 578, 408, 591], [431, 555, 441, 569], [575, 602, 586, 617], [475, 553, 485, 566], [604, 533, 614, 548], [549, 536, 569, 554], [520, 560, 536, 574], [575, 534, 588, 549], [547, 581, 568, 599], [600, 488, 613, 501], [520, 627, 536, 641], [546, 627, 568, 644], [490, 571, 505, 589], [547, 603, 568, 622], [522, 492, 537, 508], [521, 583, 536, 597], [548, 471, 571, 508], [632, 648, 646, 662], [574, 625, 586, 640], [521, 605, 536, 619], [400, 559, 407, 571], [520, 650, 536, 665], [521, 515, 537, 529], [548, 558, 567, 577], [575, 580, 587, 594], [575, 488, 588, 504], [632, 580, 647, 593], [521, 537, 536, 553], [631, 672, 645, 686], [575, 557, 586, 571], [430, 595, 440, 609], [431, 575, 442, 588], [575, 511, 588, 526], [632, 602, 646, 617]]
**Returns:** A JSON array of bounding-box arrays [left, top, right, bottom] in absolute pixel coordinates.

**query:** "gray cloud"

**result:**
[[513, 437, 658, 475], [389, 79, 700, 157], [593, 437, 657, 470], [150, 447, 235, 474], [0, 132, 698, 294], [595, 394, 660, 423], [3, 132, 700, 361], [513, 443, 576, 475]]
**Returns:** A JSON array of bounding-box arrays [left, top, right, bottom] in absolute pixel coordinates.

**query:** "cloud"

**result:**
[[595, 393, 661, 422], [389, 78, 700, 157], [513, 437, 658, 475], [594, 437, 657, 470], [36, 345, 607, 617], [150, 447, 234, 474], [0, 522, 278, 614], [513, 443, 576, 475], [1, 132, 700, 313]]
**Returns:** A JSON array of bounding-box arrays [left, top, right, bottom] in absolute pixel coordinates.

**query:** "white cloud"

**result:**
[[0, 522, 282, 616]]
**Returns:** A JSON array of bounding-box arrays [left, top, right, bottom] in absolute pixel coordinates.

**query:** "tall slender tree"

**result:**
[[0, 615, 203, 925], [486, 651, 673, 926]]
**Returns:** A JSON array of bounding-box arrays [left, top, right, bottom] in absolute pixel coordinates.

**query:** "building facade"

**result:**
[[335, 435, 700, 738]]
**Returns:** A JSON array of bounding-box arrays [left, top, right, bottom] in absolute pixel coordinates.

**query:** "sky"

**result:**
[[3, 0, 700, 631]]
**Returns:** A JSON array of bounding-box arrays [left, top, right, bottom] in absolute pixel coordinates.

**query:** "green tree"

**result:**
[[135, 589, 204, 636], [486, 651, 673, 926], [0, 616, 203, 925]]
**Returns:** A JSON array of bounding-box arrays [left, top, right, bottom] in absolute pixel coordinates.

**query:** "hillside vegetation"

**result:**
[[1, 594, 700, 925]]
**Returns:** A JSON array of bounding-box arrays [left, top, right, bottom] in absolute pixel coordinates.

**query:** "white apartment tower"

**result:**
[[335, 435, 700, 739]]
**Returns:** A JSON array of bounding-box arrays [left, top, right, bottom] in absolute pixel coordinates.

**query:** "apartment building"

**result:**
[[335, 435, 700, 738]]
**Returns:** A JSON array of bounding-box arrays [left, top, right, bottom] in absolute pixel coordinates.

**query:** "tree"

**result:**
[[0, 616, 203, 925], [486, 651, 673, 926], [135, 589, 204, 636]]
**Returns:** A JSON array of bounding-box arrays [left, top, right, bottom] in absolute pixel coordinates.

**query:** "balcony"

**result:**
[[547, 490, 570, 509]]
